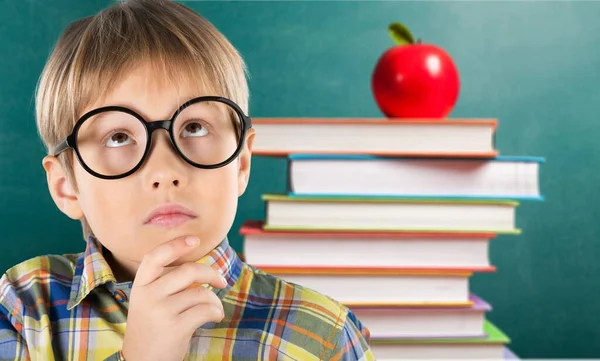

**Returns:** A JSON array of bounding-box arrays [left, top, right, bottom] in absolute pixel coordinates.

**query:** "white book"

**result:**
[[370, 320, 510, 360], [262, 270, 471, 305], [372, 343, 505, 360], [262, 195, 520, 234], [288, 155, 544, 200], [242, 222, 494, 271], [351, 294, 490, 339]]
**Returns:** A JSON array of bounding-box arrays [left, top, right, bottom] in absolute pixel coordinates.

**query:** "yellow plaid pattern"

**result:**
[[0, 237, 374, 360]]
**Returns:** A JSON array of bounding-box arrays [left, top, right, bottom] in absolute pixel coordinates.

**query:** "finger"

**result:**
[[178, 302, 225, 334], [134, 236, 200, 287], [153, 262, 227, 295], [167, 285, 222, 314]]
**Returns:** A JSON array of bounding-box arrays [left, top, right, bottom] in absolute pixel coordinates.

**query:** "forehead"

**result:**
[[81, 60, 221, 121]]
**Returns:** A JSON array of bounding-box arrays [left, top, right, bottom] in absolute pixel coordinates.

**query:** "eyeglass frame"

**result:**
[[51, 95, 253, 180]]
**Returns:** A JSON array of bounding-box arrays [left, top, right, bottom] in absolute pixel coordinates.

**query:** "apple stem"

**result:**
[[417, 38, 422, 44]]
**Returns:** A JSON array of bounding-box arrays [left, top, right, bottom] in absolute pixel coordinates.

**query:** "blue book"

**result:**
[[287, 154, 545, 201]]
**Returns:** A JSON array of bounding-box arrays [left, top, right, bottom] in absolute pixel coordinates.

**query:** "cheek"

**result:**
[[74, 164, 137, 243], [196, 164, 239, 232]]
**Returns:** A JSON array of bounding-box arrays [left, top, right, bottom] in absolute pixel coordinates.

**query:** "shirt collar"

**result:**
[[67, 235, 116, 310], [195, 237, 243, 299], [68, 236, 243, 310]]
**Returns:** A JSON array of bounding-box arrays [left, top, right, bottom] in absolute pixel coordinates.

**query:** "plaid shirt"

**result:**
[[0, 236, 374, 360]]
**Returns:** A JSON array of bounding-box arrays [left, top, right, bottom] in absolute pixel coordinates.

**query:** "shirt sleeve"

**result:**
[[0, 284, 31, 361], [326, 307, 376, 361]]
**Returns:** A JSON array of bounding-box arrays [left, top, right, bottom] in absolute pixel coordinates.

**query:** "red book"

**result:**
[[250, 118, 498, 157], [240, 221, 496, 273]]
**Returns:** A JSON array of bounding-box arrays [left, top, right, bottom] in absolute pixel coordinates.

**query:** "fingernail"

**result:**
[[185, 237, 199, 246], [221, 275, 227, 285]]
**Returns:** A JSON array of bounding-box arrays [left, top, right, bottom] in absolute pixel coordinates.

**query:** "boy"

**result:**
[[0, 0, 374, 360]]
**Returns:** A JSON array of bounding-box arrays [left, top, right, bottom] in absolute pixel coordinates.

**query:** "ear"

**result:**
[[42, 156, 84, 220], [237, 128, 255, 196]]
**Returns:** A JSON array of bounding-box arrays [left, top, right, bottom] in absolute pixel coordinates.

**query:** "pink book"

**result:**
[[354, 294, 491, 340]]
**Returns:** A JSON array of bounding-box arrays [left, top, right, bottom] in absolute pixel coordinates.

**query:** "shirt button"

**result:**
[[113, 289, 128, 303]]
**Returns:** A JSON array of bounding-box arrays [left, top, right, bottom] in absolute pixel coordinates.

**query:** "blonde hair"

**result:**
[[35, 0, 249, 240]]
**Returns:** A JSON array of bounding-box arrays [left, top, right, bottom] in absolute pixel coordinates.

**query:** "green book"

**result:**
[[262, 194, 521, 234], [370, 320, 510, 344], [263, 194, 520, 206]]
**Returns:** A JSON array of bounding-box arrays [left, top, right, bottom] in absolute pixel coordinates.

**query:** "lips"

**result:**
[[144, 203, 197, 228]]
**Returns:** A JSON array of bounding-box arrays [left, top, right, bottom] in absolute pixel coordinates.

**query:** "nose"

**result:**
[[141, 130, 188, 190]]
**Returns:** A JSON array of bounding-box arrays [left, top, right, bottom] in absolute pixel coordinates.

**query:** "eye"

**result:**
[[105, 132, 134, 148], [181, 122, 208, 137]]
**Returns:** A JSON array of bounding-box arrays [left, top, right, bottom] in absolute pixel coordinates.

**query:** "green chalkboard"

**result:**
[[1, 0, 599, 358]]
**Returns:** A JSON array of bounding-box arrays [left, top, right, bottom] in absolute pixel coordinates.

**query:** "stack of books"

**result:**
[[241, 118, 543, 360]]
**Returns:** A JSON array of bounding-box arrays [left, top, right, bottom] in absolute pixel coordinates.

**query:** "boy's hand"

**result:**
[[122, 236, 227, 361]]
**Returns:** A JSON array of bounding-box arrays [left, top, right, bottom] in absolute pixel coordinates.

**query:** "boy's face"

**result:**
[[43, 63, 254, 276]]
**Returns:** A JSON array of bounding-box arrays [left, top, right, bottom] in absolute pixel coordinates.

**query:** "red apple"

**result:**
[[371, 23, 460, 119]]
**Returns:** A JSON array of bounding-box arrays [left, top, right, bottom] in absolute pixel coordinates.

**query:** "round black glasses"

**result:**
[[51, 96, 252, 180]]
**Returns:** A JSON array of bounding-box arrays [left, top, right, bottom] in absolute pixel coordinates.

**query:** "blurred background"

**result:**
[[1, 0, 599, 358]]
